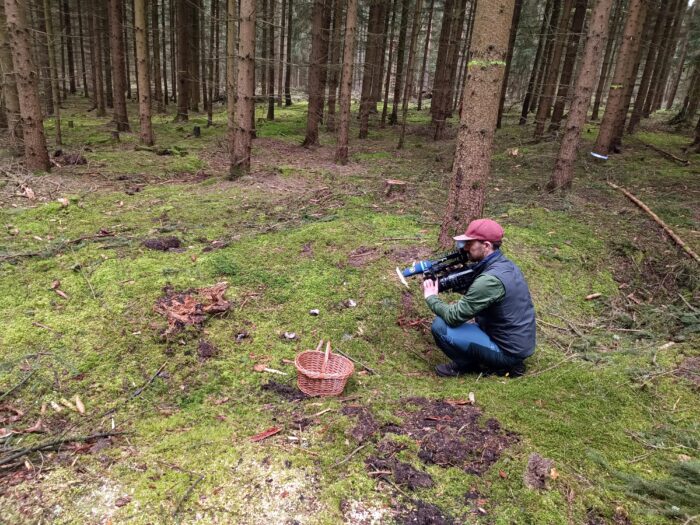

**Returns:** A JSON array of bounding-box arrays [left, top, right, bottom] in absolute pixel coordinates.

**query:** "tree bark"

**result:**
[[359, 1, 386, 138], [62, 0, 76, 93], [0, 1, 22, 145], [335, 0, 357, 165], [277, 0, 285, 107], [417, 0, 434, 111], [532, 0, 560, 115], [134, 0, 153, 144], [162, 0, 169, 105], [398, 0, 423, 149], [692, 114, 700, 152], [226, 0, 236, 129], [666, 2, 694, 110], [4, 0, 50, 170], [43, 0, 61, 146], [642, 0, 677, 117], [170, 0, 176, 104], [77, 0, 88, 96], [229, 0, 255, 178], [326, 0, 343, 132], [549, 0, 614, 191], [90, 4, 106, 116], [430, 0, 456, 135], [497, 0, 523, 128], [548, 0, 587, 132], [108, 0, 130, 130], [443, 0, 468, 120], [651, 0, 685, 111], [266, 0, 275, 120], [590, 0, 621, 120], [302, 0, 330, 148], [189, 0, 200, 111], [152, 0, 164, 112], [388, 0, 409, 125], [534, 0, 575, 138], [34, 0, 53, 116], [520, 0, 552, 124], [284, 0, 292, 105], [102, 3, 113, 108], [439, 0, 515, 248], [175, 0, 190, 121], [592, 0, 647, 156], [124, 0, 131, 99], [380, 0, 398, 127]]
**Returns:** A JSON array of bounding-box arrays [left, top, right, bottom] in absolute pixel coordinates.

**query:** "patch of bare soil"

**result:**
[[675, 356, 700, 388], [143, 236, 182, 251], [197, 339, 219, 361], [347, 246, 383, 268], [365, 456, 434, 490], [386, 398, 517, 475], [341, 405, 379, 443], [386, 246, 433, 264], [397, 291, 432, 335], [395, 500, 455, 525], [261, 380, 309, 402]]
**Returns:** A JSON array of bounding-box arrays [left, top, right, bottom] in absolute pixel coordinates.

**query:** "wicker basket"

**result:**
[[295, 340, 354, 397]]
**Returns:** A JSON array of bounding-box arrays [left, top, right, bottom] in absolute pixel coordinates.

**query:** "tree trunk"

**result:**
[[438, 0, 515, 248], [497, 0, 523, 128], [62, 0, 76, 93], [189, 0, 199, 111], [666, 1, 694, 110], [532, 0, 560, 115], [651, 0, 685, 111], [43, 0, 61, 146], [102, 3, 113, 108], [359, 1, 386, 138], [161, 0, 169, 105], [549, 0, 614, 190], [388, 0, 409, 125], [124, 0, 131, 99], [4, 0, 50, 170], [520, 0, 552, 124], [380, 0, 398, 127], [0, 2, 21, 145], [398, 0, 423, 149], [590, 0, 621, 120], [335, 0, 357, 165], [284, 0, 292, 105], [229, 0, 255, 178], [642, 0, 677, 117], [87, 0, 99, 111], [77, 0, 88, 96], [207, 0, 216, 125], [302, 0, 330, 148], [534, 0, 575, 139], [152, 0, 164, 112], [214, 0, 220, 100], [692, 114, 700, 152], [443, 0, 468, 120], [175, 0, 190, 121], [592, 0, 647, 156], [277, 0, 285, 107], [134, 0, 153, 144], [417, 0, 434, 111], [226, 0, 236, 129], [90, 4, 105, 116], [108, 0, 130, 130], [266, 0, 275, 120], [34, 0, 53, 116], [170, 0, 176, 103], [371, 3, 388, 107], [326, 0, 343, 131], [430, 0, 456, 135]]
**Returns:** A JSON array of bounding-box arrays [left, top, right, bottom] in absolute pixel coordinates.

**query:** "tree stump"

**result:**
[[193, 126, 201, 138], [384, 179, 407, 198]]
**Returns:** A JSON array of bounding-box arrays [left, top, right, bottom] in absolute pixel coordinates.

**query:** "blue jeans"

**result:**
[[431, 317, 523, 371]]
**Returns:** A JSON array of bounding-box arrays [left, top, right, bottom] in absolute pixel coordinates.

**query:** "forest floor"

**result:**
[[0, 99, 698, 525]]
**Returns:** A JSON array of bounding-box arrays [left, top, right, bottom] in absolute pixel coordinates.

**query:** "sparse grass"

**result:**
[[0, 97, 698, 524]]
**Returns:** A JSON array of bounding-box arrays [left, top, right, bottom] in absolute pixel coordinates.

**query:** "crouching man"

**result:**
[[423, 219, 536, 377]]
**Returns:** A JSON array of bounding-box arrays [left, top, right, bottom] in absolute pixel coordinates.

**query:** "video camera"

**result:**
[[396, 249, 478, 294]]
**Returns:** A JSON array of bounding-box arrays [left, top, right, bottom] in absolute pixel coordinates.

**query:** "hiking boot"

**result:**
[[435, 361, 472, 378]]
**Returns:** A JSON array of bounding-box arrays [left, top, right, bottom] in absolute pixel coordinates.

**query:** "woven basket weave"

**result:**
[[295, 340, 354, 397]]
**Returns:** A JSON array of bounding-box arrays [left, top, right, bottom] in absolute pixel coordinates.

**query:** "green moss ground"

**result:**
[[0, 98, 698, 524]]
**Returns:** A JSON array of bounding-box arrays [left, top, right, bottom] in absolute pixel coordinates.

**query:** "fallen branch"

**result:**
[[0, 369, 37, 402], [333, 444, 367, 467], [607, 182, 700, 263], [130, 363, 167, 400], [0, 431, 125, 467], [172, 473, 205, 520], [638, 140, 690, 166]]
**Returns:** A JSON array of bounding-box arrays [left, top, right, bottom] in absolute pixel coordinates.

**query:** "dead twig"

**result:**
[[607, 182, 700, 263], [334, 348, 376, 375], [172, 473, 205, 521], [638, 140, 690, 166], [0, 369, 37, 402], [129, 363, 167, 400], [333, 444, 367, 467], [0, 431, 126, 466]]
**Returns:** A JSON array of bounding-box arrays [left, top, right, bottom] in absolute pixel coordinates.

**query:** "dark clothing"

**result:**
[[426, 250, 536, 367]]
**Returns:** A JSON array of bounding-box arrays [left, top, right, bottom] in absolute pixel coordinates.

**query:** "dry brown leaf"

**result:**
[[50, 401, 63, 412], [60, 398, 77, 411], [549, 467, 559, 480], [74, 395, 85, 415], [23, 419, 46, 433]]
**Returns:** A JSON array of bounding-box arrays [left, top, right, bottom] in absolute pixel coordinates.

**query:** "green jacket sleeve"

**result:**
[[425, 274, 505, 327]]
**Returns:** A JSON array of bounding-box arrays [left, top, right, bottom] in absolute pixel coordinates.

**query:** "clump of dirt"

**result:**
[[262, 381, 308, 402], [524, 453, 555, 489], [675, 356, 700, 388], [153, 282, 231, 336], [395, 500, 455, 525], [197, 339, 219, 360], [143, 236, 182, 251], [342, 405, 379, 443], [300, 242, 314, 257], [347, 246, 382, 268], [365, 456, 434, 490], [389, 397, 517, 475]]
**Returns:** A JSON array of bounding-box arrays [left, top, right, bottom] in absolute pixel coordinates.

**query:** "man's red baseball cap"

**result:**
[[453, 219, 504, 243]]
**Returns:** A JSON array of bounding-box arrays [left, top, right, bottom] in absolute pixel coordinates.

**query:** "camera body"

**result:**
[[397, 249, 478, 294]]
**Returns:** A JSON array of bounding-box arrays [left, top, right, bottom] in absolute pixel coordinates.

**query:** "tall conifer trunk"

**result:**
[[134, 0, 153, 145], [417, 0, 434, 111], [590, 0, 621, 120], [497, 0, 523, 128], [335, 0, 357, 165], [520, 0, 552, 124], [398, 0, 423, 149], [284, 0, 292, 105], [152, 0, 164, 112], [175, 0, 190, 121], [43, 0, 61, 145], [108, 0, 131, 130], [302, 0, 330, 148]]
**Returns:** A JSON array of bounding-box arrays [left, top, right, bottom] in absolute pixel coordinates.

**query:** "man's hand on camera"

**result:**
[[423, 279, 438, 299]]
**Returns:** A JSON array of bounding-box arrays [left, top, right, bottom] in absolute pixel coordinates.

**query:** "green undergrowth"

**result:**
[[0, 99, 698, 524]]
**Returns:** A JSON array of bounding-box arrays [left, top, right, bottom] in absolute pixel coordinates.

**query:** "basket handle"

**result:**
[[315, 339, 324, 352], [322, 341, 331, 374]]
